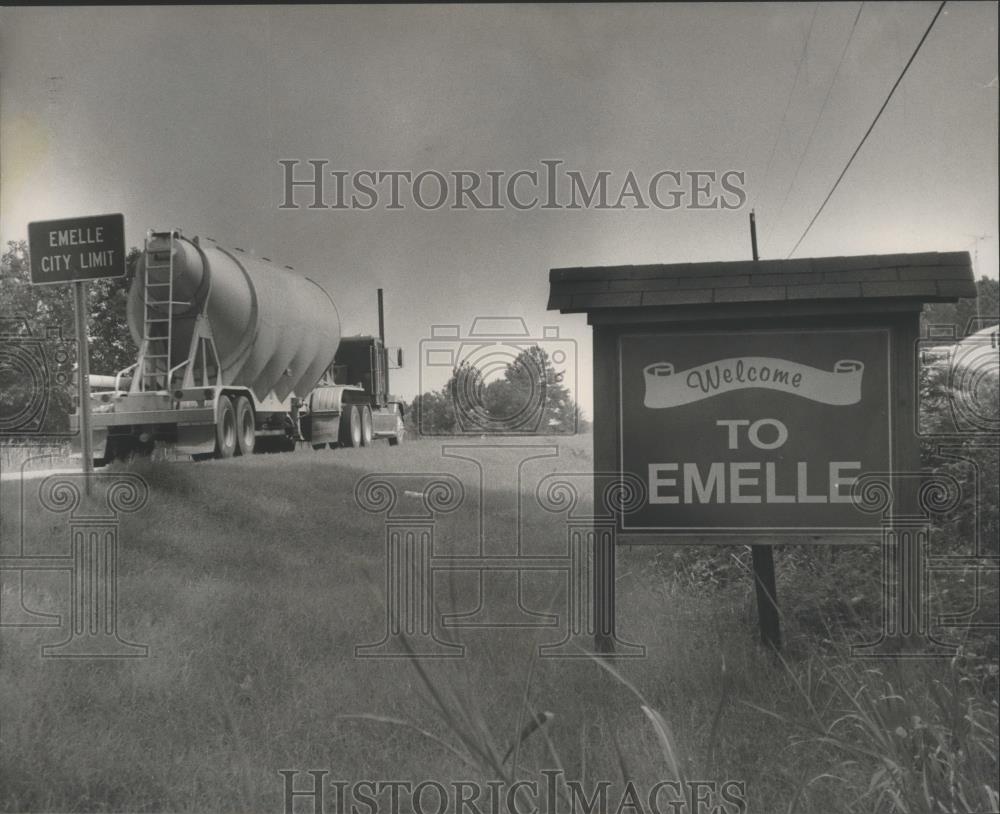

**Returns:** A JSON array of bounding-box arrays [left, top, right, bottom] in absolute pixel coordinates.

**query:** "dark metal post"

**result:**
[[377, 288, 385, 345], [748, 210, 781, 649], [593, 325, 617, 653], [376, 288, 388, 404], [74, 281, 94, 497], [751, 545, 781, 649]]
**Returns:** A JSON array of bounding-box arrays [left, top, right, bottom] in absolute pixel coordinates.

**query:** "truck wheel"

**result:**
[[339, 404, 362, 448], [360, 405, 374, 447], [214, 396, 237, 459], [235, 397, 255, 456], [388, 416, 404, 446], [105, 436, 133, 462]]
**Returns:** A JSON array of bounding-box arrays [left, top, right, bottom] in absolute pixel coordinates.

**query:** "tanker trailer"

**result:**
[[73, 229, 405, 463]]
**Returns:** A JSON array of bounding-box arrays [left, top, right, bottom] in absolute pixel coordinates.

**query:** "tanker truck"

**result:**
[[74, 229, 405, 463]]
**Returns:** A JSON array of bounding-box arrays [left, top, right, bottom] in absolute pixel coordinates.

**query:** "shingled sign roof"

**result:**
[[548, 251, 975, 313]]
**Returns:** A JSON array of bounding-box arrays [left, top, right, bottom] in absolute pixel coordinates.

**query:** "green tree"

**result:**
[[922, 277, 999, 337], [918, 357, 999, 553], [407, 389, 456, 435], [409, 347, 587, 435], [917, 272, 999, 551], [1, 240, 75, 434], [488, 345, 579, 434], [1, 240, 140, 436], [1, 239, 73, 332], [88, 247, 141, 374]]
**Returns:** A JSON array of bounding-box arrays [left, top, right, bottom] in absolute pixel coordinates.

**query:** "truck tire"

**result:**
[[360, 405, 374, 447], [388, 416, 404, 446], [214, 396, 237, 459], [235, 397, 255, 456], [339, 404, 362, 448], [105, 436, 134, 462]]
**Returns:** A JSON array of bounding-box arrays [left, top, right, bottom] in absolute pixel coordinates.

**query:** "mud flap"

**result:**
[[88, 427, 110, 464], [305, 413, 341, 445], [176, 422, 216, 456]]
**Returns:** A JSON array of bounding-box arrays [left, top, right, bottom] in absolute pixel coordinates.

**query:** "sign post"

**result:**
[[747, 210, 782, 650], [28, 214, 127, 495], [72, 281, 94, 493]]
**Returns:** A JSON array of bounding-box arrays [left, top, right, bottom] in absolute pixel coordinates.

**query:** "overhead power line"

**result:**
[[754, 3, 820, 209], [766, 2, 865, 249], [786, 0, 947, 258]]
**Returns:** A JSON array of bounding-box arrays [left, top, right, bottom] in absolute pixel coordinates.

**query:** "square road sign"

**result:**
[[28, 213, 126, 285]]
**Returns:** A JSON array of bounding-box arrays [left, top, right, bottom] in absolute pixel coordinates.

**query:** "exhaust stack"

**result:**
[[377, 288, 385, 345]]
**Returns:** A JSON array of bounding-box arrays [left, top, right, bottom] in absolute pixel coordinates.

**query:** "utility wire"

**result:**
[[754, 3, 820, 209], [786, 0, 947, 258], [766, 2, 865, 249]]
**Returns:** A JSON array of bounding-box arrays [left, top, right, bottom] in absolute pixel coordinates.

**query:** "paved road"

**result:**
[[0, 466, 85, 483]]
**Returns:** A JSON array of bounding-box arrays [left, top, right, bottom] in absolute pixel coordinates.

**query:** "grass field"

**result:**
[[1, 436, 997, 813]]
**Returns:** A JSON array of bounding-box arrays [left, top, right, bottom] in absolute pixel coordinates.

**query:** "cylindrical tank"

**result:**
[[128, 233, 341, 401]]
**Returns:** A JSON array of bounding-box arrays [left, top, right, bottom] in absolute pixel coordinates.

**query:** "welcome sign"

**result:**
[[619, 328, 892, 533]]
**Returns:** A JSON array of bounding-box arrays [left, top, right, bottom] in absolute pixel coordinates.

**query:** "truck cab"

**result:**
[[301, 334, 405, 449]]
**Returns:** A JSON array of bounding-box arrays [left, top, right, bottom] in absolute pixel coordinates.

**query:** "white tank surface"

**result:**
[[951, 326, 999, 377], [128, 234, 341, 401]]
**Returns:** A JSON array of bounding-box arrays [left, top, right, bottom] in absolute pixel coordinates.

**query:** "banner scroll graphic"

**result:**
[[643, 357, 864, 409]]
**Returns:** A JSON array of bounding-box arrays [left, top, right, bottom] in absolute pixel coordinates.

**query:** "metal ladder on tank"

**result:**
[[137, 229, 184, 392]]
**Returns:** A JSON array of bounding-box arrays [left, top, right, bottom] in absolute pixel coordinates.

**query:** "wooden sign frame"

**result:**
[[549, 252, 975, 652]]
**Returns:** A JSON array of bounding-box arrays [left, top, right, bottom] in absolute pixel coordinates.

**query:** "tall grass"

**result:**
[[338, 628, 742, 814], [1, 436, 996, 813], [747, 654, 998, 813]]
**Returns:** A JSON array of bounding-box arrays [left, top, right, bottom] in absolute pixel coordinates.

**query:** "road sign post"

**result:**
[[28, 214, 126, 493], [748, 210, 781, 650], [72, 281, 94, 494]]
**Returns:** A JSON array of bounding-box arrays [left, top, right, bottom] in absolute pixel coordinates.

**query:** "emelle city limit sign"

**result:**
[[28, 213, 126, 285], [26, 212, 127, 496]]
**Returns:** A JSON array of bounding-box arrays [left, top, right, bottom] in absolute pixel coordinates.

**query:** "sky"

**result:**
[[2, 3, 997, 415]]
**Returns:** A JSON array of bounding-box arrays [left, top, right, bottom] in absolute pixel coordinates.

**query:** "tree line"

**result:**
[[403, 346, 589, 436], [2, 236, 994, 438], [1, 240, 139, 435]]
